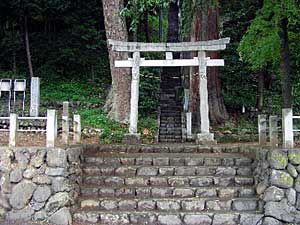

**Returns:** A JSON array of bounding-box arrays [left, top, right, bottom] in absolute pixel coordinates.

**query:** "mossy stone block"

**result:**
[[268, 150, 288, 169], [288, 150, 300, 165], [270, 170, 294, 188]]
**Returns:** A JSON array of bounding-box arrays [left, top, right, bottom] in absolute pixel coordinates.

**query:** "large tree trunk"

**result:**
[[206, 6, 229, 124], [24, 16, 34, 78], [159, 5, 163, 42], [190, 1, 228, 126], [279, 17, 292, 108], [256, 70, 266, 111], [167, 1, 179, 43], [102, 0, 131, 123], [144, 11, 150, 42]]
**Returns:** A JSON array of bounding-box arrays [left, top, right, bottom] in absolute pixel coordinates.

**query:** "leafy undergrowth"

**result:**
[[41, 80, 105, 105], [76, 108, 158, 144], [214, 116, 258, 143]]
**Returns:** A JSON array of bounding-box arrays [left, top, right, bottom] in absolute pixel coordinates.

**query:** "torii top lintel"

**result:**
[[108, 38, 230, 52]]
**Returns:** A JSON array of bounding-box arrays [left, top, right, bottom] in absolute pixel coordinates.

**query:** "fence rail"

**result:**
[[0, 103, 81, 147]]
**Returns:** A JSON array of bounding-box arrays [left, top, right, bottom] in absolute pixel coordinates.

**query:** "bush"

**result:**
[[76, 108, 158, 144], [41, 80, 104, 105]]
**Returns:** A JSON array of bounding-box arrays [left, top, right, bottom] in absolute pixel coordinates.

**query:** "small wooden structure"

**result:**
[[109, 38, 230, 143]]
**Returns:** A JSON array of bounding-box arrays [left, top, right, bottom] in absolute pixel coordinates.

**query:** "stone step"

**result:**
[[159, 121, 182, 125], [74, 210, 264, 225], [159, 125, 182, 129], [160, 113, 181, 117], [160, 109, 181, 113], [160, 117, 181, 120], [159, 139, 183, 143], [159, 135, 182, 139], [160, 117, 181, 121], [82, 165, 253, 177], [159, 131, 182, 135], [160, 112, 181, 115], [159, 122, 181, 125], [160, 97, 176, 101], [84, 153, 254, 167], [160, 103, 181, 107], [159, 127, 182, 131], [160, 85, 181, 89], [159, 94, 178, 97], [78, 197, 260, 213], [83, 145, 255, 156], [82, 175, 255, 187], [160, 106, 181, 110], [80, 185, 256, 198]]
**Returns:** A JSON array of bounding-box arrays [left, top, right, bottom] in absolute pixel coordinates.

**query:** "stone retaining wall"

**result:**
[[254, 148, 300, 225], [0, 146, 83, 224]]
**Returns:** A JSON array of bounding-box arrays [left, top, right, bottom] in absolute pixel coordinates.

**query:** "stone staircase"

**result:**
[[74, 145, 263, 225], [159, 68, 183, 143]]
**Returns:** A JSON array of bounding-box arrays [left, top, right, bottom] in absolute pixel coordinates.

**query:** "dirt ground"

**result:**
[[0, 132, 99, 148]]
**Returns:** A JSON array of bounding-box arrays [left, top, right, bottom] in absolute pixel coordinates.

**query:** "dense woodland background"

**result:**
[[0, 0, 299, 143]]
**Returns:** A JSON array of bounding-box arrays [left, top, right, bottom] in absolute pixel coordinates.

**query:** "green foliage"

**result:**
[[0, 0, 108, 80], [139, 68, 160, 115], [238, 0, 300, 71], [76, 108, 127, 144], [40, 80, 104, 105], [220, 0, 262, 110], [138, 115, 158, 143], [122, 0, 169, 33], [221, 44, 257, 110], [76, 108, 158, 144], [215, 116, 258, 143]]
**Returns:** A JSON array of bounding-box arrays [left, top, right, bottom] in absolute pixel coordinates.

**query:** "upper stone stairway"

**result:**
[[74, 145, 263, 225], [159, 68, 183, 143]]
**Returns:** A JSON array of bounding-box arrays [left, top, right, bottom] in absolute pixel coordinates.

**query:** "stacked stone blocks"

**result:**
[[255, 148, 300, 224], [0, 146, 83, 224]]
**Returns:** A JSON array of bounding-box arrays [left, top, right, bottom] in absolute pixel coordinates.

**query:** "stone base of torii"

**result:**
[[109, 38, 230, 144]]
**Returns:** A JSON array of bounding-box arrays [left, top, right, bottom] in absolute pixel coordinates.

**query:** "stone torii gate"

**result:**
[[109, 38, 230, 143]]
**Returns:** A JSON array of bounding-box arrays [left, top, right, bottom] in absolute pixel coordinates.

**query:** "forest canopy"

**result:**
[[0, 0, 299, 118]]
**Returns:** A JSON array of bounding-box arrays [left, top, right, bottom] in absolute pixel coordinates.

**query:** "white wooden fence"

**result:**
[[0, 105, 81, 147], [258, 108, 299, 148]]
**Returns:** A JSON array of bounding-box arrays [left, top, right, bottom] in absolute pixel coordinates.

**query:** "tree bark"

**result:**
[[144, 11, 150, 42], [102, 0, 131, 123], [167, 1, 179, 43], [24, 16, 34, 78], [279, 17, 292, 108], [159, 5, 163, 42], [190, 1, 228, 125], [256, 70, 265, 111], [189, 3, 201, 129]]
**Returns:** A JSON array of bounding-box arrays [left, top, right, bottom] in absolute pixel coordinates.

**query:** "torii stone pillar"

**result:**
[[123, 52, 141, 143], [196, 51, 215, 143]]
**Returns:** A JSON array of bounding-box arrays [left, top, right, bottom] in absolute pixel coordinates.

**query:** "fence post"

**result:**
[[30, 77, 40, 117], [258, 114, 267, 146], [282, 108, 294, 148], [269, 115, 279, 147], [9, 113, 18, 147], [54, 111, 58, 139], [186, 112, 192, 140], [62, 101, 69, 144], [47, 110, 56, 147], [73, 114, 81, 144]]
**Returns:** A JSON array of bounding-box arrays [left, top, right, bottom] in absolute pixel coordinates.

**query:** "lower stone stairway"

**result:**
[[159, 68, 183, 143], [74, 145, 263, 225]]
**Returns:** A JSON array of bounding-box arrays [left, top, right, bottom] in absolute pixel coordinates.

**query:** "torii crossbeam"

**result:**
[[109, 38, 230, 143]]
